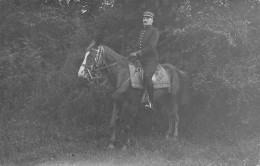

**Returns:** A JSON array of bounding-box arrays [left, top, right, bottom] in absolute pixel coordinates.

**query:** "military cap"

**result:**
[[143, 11, 154, 18]]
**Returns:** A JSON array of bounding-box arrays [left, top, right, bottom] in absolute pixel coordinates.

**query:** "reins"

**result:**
[[90, 46, 137, 91], [91, 69, 137, 92], [114, 69, 137, 91], [93, 62, 118, 71]]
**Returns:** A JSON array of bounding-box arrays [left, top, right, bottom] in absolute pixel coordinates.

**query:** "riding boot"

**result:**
[[145, 80, 155, 110]]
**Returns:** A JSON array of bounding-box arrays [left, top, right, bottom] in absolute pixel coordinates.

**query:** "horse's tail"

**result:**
[[177, 69, 191, 106]]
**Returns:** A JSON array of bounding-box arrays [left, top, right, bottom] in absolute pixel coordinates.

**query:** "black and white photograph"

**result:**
[[0, 0, 259, 165]]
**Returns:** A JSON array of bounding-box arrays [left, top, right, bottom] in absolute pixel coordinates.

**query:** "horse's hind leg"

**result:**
[[163, 96, 179, 140], [121, 124, 131, 150], [165, 112, 173, 139], [172, 99, 179, 140], [160, 97, 174, 139]]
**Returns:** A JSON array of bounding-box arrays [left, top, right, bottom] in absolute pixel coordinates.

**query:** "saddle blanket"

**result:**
[[129, 63, 170, 89]]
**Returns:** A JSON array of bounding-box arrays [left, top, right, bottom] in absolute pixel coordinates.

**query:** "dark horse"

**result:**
[[79, 40, 190, 149]]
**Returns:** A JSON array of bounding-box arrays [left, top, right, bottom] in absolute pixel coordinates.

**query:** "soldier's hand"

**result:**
[[129, 52, 137, 57], [128, 54, 136, 63]]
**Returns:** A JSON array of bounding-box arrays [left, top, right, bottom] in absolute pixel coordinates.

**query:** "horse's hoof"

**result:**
[[108, 143, 116, 149], [165, 135, 178, 142], [112, 92, 119, 99], [121, 145, 128, 151], [173, 136, 178, 141]]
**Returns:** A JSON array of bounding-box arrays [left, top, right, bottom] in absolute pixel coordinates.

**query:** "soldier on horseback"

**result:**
[[129, 11, 160, 110]]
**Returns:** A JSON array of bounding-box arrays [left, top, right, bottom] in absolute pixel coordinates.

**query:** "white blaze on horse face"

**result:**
[[95, 46, 104, 67], [78, 51, 90, 78]]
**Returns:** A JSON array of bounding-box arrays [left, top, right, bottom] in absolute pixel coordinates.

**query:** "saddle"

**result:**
[[128, 62, 170, 90]]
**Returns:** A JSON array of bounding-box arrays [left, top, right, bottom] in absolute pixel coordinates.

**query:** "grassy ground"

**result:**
[[1, 107, 259, 166], [2, 133, 259, 166]]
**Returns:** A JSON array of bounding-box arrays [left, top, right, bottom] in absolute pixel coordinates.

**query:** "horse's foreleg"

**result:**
[[120, 101, 132, 150], [108, 102, 119, 149]]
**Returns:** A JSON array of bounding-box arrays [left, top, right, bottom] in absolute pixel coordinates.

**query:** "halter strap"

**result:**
[[94, 46, 118, 71]]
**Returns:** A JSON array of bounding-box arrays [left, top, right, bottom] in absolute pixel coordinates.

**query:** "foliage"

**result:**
[[0, 0, 259, 164], [155, 0, 260, 138]]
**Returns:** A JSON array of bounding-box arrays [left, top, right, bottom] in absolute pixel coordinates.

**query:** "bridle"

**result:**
[[91, 46, 105, 69], [84, 44, 138, 91], [85, 45, 117, 82]]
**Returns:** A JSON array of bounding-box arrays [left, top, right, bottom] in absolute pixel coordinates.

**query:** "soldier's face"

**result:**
[[143, 16, 153, 26]]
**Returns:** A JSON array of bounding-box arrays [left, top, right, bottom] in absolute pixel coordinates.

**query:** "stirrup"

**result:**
[[144, 101, 155, 110]]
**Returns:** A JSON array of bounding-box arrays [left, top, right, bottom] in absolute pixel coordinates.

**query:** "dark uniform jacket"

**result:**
[[137, 25, 160, 64]]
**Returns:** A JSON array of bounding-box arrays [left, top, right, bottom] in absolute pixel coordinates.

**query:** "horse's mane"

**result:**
[[102, 45, 129, 67]]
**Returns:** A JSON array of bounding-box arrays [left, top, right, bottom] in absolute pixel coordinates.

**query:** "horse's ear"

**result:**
[[85, 40, 96, 52], [90, 40, 96, 47], [95, 33, 103, 46]]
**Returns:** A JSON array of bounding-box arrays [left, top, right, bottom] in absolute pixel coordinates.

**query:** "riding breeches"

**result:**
[[142, 61, 157, 102]]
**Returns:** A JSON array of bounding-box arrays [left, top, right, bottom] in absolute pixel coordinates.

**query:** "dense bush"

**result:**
[[0, 0, 259, 163]]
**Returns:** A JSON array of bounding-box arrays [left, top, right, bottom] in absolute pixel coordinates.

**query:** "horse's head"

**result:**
[[88, 46, 104, 68], [79, 39, 124, 82], [80, 40, 105, 81]]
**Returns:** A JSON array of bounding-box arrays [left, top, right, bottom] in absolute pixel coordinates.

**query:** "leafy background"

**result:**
[[0, 0, 259, 165]]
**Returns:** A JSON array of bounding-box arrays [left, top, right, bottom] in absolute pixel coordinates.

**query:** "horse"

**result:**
[[78, 40, 190, 149]]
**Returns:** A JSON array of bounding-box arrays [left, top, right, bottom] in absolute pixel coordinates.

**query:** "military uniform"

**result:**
[[136, 25, 160, 104], [137, 25, 160, 63]]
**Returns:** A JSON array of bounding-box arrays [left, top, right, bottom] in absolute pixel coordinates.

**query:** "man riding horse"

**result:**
[[78, 10, 190, 148], [129, 11, 159, 110]]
